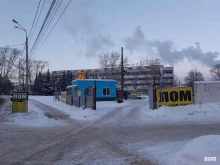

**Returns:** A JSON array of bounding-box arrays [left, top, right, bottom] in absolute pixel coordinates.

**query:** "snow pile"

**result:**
[[30, 96, 130, 121], [135, 140, 188, 165], [140, 102, 220, 122], [1, 101, 66, 127], [137, 95, 149, 99], [170, 135, 220, 165]]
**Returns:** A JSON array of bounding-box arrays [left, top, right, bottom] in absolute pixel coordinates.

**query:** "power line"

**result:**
[[33, 0, 72, 57], [29, 0, 56, 56], [3, 42, 25, 48], [29, 0, 47, 43], [29, 0, 42, 38], [29, 0, 56, 55], [30, 0, 63, 57]]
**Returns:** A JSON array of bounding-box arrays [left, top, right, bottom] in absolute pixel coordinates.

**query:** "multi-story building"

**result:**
[[44, 65, 174, 94]]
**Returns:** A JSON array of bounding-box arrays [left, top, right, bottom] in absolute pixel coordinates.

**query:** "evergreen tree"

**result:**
[[43, 69, 53, 95], [61, 71, 67, 91], [33, 73, 38, 94], [67, 71, 73, 86], [38, 72, 43, 94], [33, 72, 43, 95], [0, 76, 12, 95], [46, 69, 50, 82]]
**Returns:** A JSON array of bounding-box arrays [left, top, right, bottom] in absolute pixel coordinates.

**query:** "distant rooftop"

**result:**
[[194, 81, 220, 84], [72, 79, 116, 82]]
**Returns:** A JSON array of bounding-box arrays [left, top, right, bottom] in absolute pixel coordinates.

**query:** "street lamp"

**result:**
[[12, 19, 29, 92]]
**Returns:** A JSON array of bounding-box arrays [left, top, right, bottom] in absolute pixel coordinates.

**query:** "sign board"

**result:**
[[130, 92, 137, 96], [156, 87, 193, 107], [12, 92, 28, 113], [61, 91, 67, 104], [77, 72, 86, 79], [77, 90, 81, 96]]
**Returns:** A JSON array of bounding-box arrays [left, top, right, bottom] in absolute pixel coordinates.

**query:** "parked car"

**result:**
[[136, 95, 149, 99]]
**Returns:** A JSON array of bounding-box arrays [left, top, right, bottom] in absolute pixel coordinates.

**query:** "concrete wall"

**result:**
[[194, 81, 220, 104]]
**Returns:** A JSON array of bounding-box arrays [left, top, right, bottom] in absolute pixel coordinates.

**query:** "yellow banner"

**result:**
[[12, 92, 28, 113], [156, 87, 193, 107], [61, 91, 67, 104], [130, 92, 137, 96], [12, 100, 28, 113]]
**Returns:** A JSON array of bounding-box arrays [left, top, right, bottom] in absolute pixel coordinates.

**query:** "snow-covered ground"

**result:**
[[140, 102, 220, 123], [30, 96, 220, 124], [170, 135, 220, 165], [133, 135, 220, 165], [30, 96, 130, 121], [135, 140, 189, 165], [1, 101, 66, 127], [1, 96, 220, 164]]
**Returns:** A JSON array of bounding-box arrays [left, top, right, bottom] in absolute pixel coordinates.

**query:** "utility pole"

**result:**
[[160, 66, 164, 107], [121, 47, 124, 102], [92, 80, 96, 110], [26, 35, 28, 92], [153, 77, 156, 109], [19, 60, 21, 91], [13, 19, 28, 92]]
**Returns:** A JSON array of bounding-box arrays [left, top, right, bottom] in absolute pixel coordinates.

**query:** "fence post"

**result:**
[[92, 80, 96, 110], [85, 89, 87, 109], [79, 96, 80, 108]]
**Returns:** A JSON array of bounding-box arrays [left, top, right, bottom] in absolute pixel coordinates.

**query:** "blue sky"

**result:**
[[1, 0, 220, 80]]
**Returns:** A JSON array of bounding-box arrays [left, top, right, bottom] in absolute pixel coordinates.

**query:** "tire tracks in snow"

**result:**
[[17, 102, 131, 162], [20, 100, 156, 164], [30, 99, 80, 126]]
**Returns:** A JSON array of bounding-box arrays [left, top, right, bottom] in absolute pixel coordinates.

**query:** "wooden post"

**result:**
[[92, 80, 96, 110], [121, 47, 124, 102]]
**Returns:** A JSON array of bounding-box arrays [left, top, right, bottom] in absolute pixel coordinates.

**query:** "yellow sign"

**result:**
[[156, 87, 193, 107], [77, 72, 86, 79], [130, 92, 137, 96], [61, 91, 67, 104], [12, 92, 28, 113], [77, 90, 81, 96]]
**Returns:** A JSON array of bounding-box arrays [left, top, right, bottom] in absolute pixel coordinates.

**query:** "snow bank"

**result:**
[[137, 95, 149, 99], [140, 102, 220, 122], [170, 135, 220, 165], [134, 140, 188, 165], [30, 96, 130, 121], [1, 101, 66, 127]]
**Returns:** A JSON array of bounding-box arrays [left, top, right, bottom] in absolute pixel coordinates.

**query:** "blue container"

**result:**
[[71, 79, 116, 101]]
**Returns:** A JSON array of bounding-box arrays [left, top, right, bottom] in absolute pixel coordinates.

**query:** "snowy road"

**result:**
[[0, 99, 220, 165]]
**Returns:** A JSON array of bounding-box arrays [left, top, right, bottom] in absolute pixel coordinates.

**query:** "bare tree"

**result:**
[[184, 69, 204, 87], [210, 64, 220, 81], [140, 57, 162, 86], [173, 75, 181, 87], [99, 53, 109, 69], [0, 47, 22, 79], [18, 57, 49, 87], [98, 51, 129, 79], [108, 52, 120, 70]]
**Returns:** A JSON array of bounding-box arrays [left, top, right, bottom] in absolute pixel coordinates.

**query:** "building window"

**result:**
[[103, 88, 110, 96]]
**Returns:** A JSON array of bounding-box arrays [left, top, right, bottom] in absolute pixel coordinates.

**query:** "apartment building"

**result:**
[[45, 65, 174, 94]]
